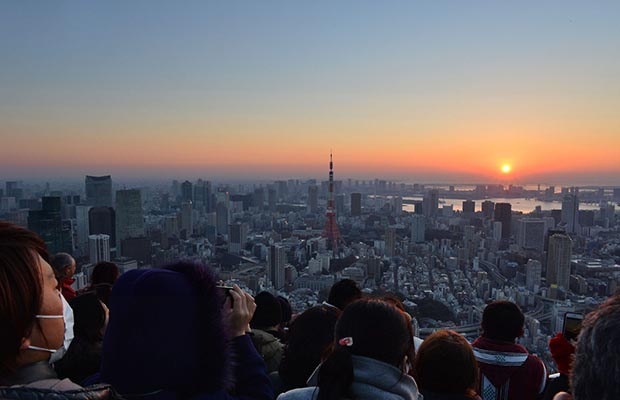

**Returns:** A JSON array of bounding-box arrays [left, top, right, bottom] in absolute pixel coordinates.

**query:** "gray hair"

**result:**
[[50, 252, 75, 272]]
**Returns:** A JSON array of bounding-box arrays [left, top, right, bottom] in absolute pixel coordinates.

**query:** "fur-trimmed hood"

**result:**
[[101, 262, 232, 397]]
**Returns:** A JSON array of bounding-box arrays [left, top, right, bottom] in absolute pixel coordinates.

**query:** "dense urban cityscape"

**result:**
[[2, 156, 619, 373]]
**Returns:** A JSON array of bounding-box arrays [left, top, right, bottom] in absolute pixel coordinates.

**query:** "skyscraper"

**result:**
[[181, 180, 193, 203], [494, 203, 512, 247], [28, 197, 72, 253], [89, 206, 116, 247], [85, 175, 112, 207], [411, 214, 425, 243], [75, 205, 92, 257], [561, 194, 580, 234], [115, 189, 145, 253], [229, 223, 249, 254], [547, 233, 572, 290], [89, 234, 110, 264], [423, 189, 439, 218], [517, 218, 545, 252], [481, 200, 495, 219], [350, 192, 362, 216], [307, 185, 318, 214], [462, 200, 475, 215], [268, 244, 286, 289], [525, 259, 542, 291]]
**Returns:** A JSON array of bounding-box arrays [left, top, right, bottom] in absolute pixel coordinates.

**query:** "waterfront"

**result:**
[[402, 197, 606, 214]]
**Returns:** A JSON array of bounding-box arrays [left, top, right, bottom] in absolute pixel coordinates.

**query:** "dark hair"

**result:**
[[279, 305, 340, 390], [251, 291, 282, 329], [481, 301, 524, 342], [327, 279, 362, 310], [89, 261, 120, 305], [414, 330, 478, 396], [69, 293, 107, 343], [317, 298, 413, 400], [0, 221, 49, 376], [91, 261, 120, 285], [277, 295, 292, 324], [571, 295, 620, 400]]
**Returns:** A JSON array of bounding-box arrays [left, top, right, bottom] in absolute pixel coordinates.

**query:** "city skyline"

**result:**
[[1, 2, 619, 184]]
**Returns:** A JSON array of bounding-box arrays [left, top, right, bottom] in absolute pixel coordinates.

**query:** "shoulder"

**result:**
[[0, 383, 114, 400], [277, 387, 318, 400]]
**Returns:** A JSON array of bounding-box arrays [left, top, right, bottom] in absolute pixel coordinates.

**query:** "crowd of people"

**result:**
[[1, 220, 619, 400]]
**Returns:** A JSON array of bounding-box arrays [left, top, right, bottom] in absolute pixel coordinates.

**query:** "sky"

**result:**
[[1, 1, 619, 185]]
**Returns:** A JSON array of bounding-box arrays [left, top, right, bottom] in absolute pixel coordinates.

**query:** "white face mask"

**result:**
[[28, 293, 74, 364]]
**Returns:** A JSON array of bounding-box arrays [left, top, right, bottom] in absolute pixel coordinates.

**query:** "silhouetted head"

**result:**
[[251, 291, 282, 329], [69, 292, 108, 343], [279, 305, 340, 390], [327, 279, 362, 310], [91, 261, 120, 286], [572, 295, 620, 400], [277, 295, 292, 325], [317, 298, 415, 400], [414, 330, 478, 397], [481, 301, 524, 342]]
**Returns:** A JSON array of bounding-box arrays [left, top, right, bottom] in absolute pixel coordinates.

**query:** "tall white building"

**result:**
[[89, 234, 110, 264], [75, 205, 92, 257]]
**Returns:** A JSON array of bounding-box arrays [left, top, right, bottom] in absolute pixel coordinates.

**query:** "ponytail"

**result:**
[[317, 346, 354, 400]]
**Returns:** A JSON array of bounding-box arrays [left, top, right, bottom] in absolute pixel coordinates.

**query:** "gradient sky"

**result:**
[[1, 1, 619, 184]]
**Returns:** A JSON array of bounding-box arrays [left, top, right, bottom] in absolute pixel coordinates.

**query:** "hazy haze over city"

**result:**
[[1, 1, 619, 185]]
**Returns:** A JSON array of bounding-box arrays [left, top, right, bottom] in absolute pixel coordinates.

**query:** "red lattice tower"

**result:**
[[323, 153, 342, 255]]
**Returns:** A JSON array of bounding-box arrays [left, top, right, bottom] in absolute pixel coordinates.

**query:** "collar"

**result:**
[[0, 361, 57, 386]]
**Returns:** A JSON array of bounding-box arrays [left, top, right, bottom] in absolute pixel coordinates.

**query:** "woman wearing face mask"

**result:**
[[278, 298, 421, 400], [0, 221, 114, 399]]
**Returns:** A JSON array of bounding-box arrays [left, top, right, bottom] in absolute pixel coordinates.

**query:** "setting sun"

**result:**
[[501, 164, 512, 174]]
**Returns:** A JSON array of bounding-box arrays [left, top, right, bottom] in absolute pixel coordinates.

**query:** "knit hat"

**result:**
[[277, 295, 292, 324], [251, 292, 282, 329], [549, 333, 575, 375]]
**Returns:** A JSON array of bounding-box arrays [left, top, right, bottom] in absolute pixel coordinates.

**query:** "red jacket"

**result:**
[[472, 336, 546, 400], [61, 278, 77, 301]]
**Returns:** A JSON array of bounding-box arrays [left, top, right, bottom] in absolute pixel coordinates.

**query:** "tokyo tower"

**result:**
[[322, 152, 342, 256]]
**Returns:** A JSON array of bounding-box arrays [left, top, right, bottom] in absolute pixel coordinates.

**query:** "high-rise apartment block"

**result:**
[[89, 234, 111, 264], [307, 185, 318, 214]]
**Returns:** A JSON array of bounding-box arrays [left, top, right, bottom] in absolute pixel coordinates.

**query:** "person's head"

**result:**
[[50, 252, 76, 281], [481, 301, 524, 342], [0, 221, 64, 376], [279, 305, 340, 389], [101, 261, 230, 396], [91, 261, 120, 286], [251, 291, 282, 330], [327, 279, 362, 310], [317, 298, 415, 400], [90, 261, 120, 306], [277, 295, 292, 326], [571, 295, 620, 400], [414, 330, 478, 397], [69, 293, 108, 343]]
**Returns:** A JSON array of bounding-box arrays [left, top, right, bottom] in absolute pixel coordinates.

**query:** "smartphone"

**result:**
[[563, 312, 583, 341], [216, 284, 234, 307]]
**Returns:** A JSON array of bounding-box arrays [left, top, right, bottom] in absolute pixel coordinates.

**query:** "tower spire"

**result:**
[[323, 152, 342, 256]]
